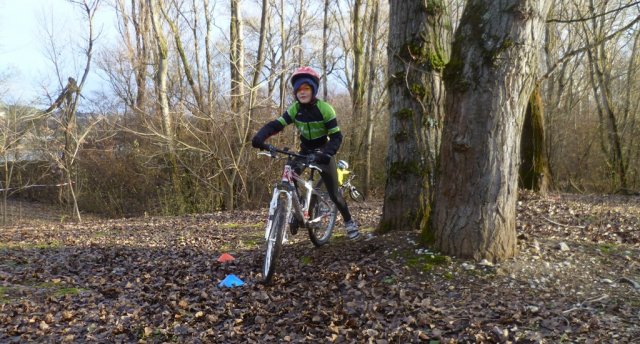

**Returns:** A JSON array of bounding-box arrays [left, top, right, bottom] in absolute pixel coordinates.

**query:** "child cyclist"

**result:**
[[251, 66, 360, 240]]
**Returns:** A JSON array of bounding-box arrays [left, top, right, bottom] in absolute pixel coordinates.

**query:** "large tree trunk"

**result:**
[[379, 0, 450, 233], [519, 84, 550, 194], [432, 0, 551, 261]]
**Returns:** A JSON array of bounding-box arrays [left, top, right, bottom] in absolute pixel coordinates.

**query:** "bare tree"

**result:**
[[582, 0, 628, 191], [363, 0, 381, 196], [40, 0, 103, 221], [0, 105, 45, 224], [541, 0, 640, 192], [348, 0, 367, 161], [322, 0, 332, 100], [248, 0, 270, 120], [230, 0, 245, 119]]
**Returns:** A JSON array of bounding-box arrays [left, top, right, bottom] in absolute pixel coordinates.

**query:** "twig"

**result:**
[[584, 294, 609, 304], [542, 216, 586, 229], [563, 294, 609, 314], [562, 307, 588, 314]]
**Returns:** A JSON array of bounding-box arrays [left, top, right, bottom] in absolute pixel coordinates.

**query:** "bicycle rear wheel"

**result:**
[[307, 190, 337, 247], [263, 196, 286, 284], [349, 187, 365, 203]]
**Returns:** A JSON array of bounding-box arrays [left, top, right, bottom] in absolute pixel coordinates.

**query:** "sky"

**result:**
[[0, 0, 114, 104]]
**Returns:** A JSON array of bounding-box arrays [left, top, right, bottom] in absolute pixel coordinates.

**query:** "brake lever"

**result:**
[[308, 163, 323, 173], [258, 150, 277, 158]]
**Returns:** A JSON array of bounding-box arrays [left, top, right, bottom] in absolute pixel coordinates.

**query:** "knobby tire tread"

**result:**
[[263, 197, 286, 284]]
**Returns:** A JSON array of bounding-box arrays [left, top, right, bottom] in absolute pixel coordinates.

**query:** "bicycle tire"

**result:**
[[349, 188, 365, 203], [263, 196, 286, 284], [307, 190, 337, 247]]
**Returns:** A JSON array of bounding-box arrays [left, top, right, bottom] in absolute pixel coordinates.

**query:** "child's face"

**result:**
[[296, 84, 313, 103]]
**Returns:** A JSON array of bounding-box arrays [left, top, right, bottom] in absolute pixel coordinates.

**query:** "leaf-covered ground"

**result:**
[[1, 192, 639, 343]]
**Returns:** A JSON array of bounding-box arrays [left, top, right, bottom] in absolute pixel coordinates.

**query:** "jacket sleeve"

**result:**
[[252, 119, 285, 146], [322, 131, 343, 156]]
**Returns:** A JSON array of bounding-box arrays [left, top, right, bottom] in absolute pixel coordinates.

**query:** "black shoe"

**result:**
[[290, 218, 299, 235]]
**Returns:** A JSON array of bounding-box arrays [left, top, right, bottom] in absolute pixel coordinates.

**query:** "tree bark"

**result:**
[[322, 0, 331, 100], [432, 0, 551, 261], [348, 0, 366, 161], [363, 0, 380, 196], [379, 0, 450, 233]]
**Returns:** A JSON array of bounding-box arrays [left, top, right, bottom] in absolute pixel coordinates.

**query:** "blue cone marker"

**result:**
[[219, 274, 244, 287]]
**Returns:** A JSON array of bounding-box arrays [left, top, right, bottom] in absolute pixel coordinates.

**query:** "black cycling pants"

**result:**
[[294, 155, 352, 223]]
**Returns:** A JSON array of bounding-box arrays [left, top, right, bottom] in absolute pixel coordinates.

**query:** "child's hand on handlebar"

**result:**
[[311, 151, 331, 164]]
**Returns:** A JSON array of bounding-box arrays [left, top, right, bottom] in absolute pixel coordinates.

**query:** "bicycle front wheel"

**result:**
[[307, 191, 337, 247], [263, 196, 286, 284], [349, 187, 365, 203]]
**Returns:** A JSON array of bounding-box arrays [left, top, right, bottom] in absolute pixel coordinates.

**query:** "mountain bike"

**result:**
[[258, 146, 338, 284]]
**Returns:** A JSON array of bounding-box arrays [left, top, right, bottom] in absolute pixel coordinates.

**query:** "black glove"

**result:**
[[251, 135, 268, 150], [312, 152, 331, 164]]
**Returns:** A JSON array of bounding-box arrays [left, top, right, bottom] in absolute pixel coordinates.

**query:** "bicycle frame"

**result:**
[[260, 150, 325, 242]]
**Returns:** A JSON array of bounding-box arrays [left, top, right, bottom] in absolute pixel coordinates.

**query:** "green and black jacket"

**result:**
[[254, 99, 343, 155]]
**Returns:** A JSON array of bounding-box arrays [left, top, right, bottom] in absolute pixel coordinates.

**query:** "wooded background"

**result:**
[[1, 0, 639, 253]]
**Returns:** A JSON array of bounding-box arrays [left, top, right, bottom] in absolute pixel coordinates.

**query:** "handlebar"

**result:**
[[257, 146, 322, 172], [257, 146, 307, 159]]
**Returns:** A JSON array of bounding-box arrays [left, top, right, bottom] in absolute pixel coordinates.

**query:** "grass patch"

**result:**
[[0, 259, 21, 268], [243, 239, 260, 248], [220, 223, 262, 229], [300, 256, 313, 266], [32, 281, 86, 298], [0, 286, 25, 304], [219, 234, 263, 251], [0, 286, 10, 303], [53, 287, 84, 297], [92, 231, 110, 238], [0, 240, 62, 250], [382, 276, 396, 284], [598, 243, 618, 254], [400, 249, 452, 273]]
